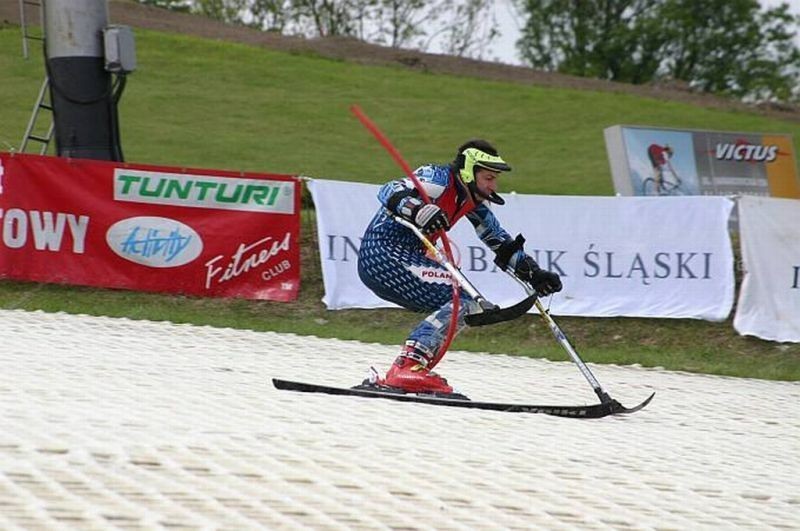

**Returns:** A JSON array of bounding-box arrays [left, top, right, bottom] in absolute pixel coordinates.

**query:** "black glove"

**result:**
[[411, 203, 450, 235], [515, 256, 563, 296]]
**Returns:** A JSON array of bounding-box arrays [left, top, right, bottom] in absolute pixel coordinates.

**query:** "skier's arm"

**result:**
[[467, 205, 562, 296], [378, 166, 450, 234], [466, 203, 517, 261]]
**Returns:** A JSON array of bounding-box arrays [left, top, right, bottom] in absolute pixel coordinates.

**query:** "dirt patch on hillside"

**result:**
[[4, 0, 799, 122]]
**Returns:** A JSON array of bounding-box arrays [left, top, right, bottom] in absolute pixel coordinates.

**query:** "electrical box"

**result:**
[[103, 25, 137, 74]]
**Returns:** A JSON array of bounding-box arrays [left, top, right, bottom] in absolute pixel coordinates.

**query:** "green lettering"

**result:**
[[215, 183, 243, 203], [139, 177, 165, 197], [117, 174, 141, 194], [165, 179, 193, 200], [267, 186, 280, 206], [194, 181, 217, 201], [243, 185, 269, 205]]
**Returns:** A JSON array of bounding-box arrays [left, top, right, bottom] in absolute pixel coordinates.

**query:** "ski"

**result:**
[[272, 378, 654, 419]]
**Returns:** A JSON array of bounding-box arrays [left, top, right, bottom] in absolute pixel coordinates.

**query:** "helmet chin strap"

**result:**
[[468, 181, 505, 205], [486, 191, 506, 205]]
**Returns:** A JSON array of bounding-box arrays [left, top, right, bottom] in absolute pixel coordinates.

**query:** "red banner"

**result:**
[[0, 153, 301, 301]]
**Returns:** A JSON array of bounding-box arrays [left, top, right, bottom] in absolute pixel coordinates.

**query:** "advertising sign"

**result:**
[[604, 125, 800, 199], [734, 196, 800, 342], [0, 153, 301, 301], [309, 179, 735, 320]]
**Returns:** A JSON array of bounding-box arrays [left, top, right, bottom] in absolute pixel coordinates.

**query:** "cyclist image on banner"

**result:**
[[644, 143, 682, 195], [619, 128, 700, 197]]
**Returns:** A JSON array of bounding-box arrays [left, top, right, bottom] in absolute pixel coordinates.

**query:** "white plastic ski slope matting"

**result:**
[[1, 309, 799, 530]]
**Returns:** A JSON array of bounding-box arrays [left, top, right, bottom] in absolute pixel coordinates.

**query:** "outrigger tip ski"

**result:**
[[603, 391, 656, 415], [272, 378, 654, 419]]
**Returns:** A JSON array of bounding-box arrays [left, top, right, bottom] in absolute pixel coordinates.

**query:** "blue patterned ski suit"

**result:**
[[357, 164, 527, 360]]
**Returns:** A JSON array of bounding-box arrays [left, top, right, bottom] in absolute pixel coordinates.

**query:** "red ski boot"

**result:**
[[384, 356, 453, 394], [383, 355, 453, 394]]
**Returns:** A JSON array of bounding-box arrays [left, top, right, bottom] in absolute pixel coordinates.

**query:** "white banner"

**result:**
[[309, 179, 735, 320], [734, 196, 800, 342]]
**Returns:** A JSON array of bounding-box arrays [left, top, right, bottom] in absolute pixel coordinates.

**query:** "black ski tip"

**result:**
[[607, 392, 655, 415]]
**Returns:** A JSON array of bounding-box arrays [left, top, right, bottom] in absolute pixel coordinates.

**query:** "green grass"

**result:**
[[1, 24, 799, 380], [4, 26, 799, 194]]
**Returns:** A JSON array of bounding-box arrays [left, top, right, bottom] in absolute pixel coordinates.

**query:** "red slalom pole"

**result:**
[[350, 104, 459, 368]]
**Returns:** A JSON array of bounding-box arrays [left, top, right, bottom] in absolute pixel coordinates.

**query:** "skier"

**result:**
[[646, 143, 674, 194], [357, 139, 562, 394]]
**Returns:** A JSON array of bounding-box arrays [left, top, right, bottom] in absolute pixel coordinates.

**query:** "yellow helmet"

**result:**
[[455, 140, 512, 184], [454, 139, 511, 204]]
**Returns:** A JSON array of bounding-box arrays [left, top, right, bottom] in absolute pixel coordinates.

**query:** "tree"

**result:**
[[191, 0, 247, 25], [515, 0, 800, 102], [288, 0, 371, 38], [137, 0, 192, 11], [657, 0, 800, 101], [437, 0, 499, 59], [515, 0, 660, 81], [188, 0, 291, 32], [368, 0, 439, 48], [244, 1, 293, 32], [137, 0, 498, 60]]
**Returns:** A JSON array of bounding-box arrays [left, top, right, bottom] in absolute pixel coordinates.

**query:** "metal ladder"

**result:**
[[19, 0, 54, 154], [20, 78, 55, 155], [19, 0, 45, 60]]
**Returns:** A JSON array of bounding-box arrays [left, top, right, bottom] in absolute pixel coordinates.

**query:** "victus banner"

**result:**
[[309, 178, 735, 320], [0, 153, 301, 301], [734, 196, 800, 342], [604, 125, 800, 199]]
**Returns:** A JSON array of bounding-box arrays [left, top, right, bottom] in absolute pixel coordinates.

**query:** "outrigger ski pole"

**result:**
[[404, 221, 654, 414], [496, 236, 655, 413]]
